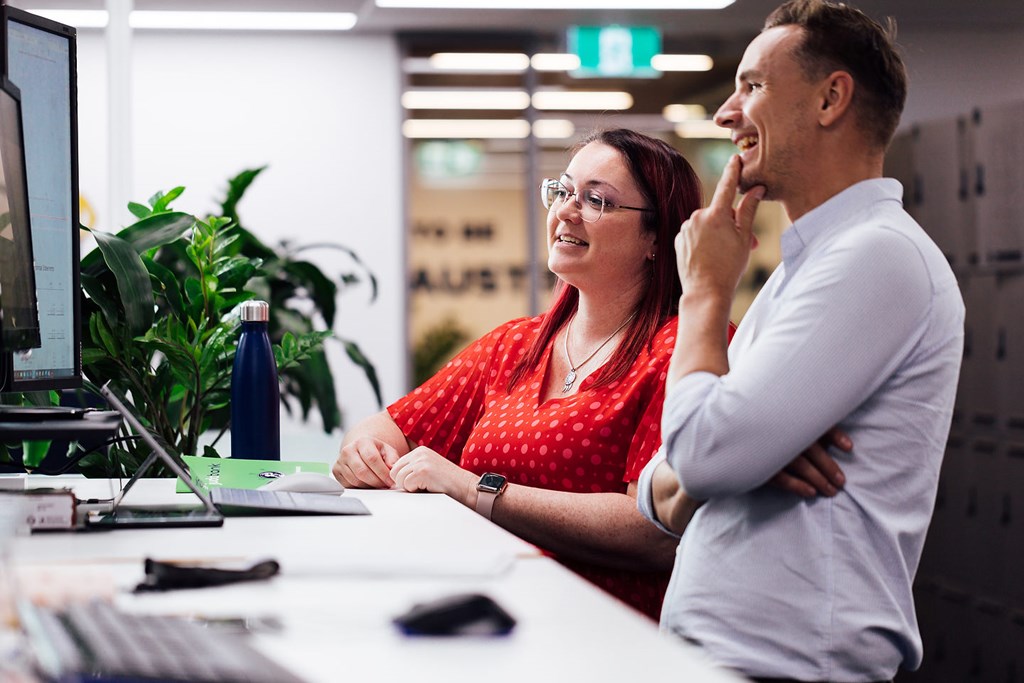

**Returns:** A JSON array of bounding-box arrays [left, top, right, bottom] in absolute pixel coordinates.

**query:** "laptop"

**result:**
[[85, 383, 369, 529]]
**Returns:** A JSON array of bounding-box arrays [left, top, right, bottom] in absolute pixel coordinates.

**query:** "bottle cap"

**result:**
[[239, 300, 270, 322]]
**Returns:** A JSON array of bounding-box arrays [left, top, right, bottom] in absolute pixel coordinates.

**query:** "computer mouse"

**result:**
[[259, 472, 345, 495], [393, 593, 516, 636]]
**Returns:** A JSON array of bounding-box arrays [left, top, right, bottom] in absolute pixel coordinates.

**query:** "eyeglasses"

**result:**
[[540, 178, 652, 223]]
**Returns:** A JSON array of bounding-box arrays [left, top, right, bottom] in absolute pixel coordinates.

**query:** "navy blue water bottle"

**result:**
[[231, 300, 280, 460]]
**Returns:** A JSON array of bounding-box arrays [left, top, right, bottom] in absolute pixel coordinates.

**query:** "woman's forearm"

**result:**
[[484, 482, 679, 571]]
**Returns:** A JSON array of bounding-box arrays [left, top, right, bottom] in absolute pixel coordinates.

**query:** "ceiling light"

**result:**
[[402, 90, 531, 110], [130, 11, 356, 31], [651, 54, 714, 72], [533, 120, 575, 139], [32, 10, 109, 28], [532, 91, 633, 111], [531, 53, 581, 72], [379, 0, 734, 8], [429, 53, 530, 72], [675, 120, 731, 139], [403, 119, 532, 139], [663, 104, 708, 123]]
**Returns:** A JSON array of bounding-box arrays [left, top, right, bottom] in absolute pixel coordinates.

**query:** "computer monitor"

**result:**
[[0, 75, 40, 358], [1, 7, 80, 391]]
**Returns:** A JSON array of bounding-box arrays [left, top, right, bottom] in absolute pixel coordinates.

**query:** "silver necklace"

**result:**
[[561, 312, 635, 394]]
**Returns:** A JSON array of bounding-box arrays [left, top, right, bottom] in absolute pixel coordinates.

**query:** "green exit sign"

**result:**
[[568, 26, 661, 78]]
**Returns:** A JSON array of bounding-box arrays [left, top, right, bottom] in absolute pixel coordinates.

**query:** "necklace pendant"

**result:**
[[561, 369, 577, 393]]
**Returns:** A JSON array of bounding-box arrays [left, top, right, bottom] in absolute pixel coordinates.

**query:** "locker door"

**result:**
[[972, 102, 1024, 265], [911, 118, 976, 268]]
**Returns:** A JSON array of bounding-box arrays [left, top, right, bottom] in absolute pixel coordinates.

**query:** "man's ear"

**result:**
[[818, 71, 854, 127]]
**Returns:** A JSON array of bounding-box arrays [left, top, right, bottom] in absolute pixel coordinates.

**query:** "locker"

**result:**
[[968, 601, 1015, 683], [1003, 443, 1024, 611], [910, 117, 976, 267], [920, 432, 967, 579], [972, 102, 1024, 265], [957, 275, 1000, 434], [885, 130, 916, 212], [957, 437, 1000, 595], [995, 273, 1024, 439]]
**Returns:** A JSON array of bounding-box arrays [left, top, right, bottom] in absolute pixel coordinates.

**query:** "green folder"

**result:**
[[175, 456, 331, 493]]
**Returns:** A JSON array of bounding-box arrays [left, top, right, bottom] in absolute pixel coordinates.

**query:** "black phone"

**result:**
[[393, 593, 516, 636]]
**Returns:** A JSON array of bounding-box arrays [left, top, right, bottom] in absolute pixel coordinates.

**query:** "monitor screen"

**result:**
[[3, 8, 80, 390], [0, 77, 40, 356]]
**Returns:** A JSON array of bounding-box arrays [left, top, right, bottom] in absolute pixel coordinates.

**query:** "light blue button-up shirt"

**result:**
[[639, 179, 965, 681]]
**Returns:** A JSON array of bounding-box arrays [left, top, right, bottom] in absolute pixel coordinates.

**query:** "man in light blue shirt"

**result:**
[[637, 1, 965, 681]]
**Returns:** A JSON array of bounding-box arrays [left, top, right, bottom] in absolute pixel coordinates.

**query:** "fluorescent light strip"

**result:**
[[403, 119, 531, 139], [651, 54, 714, 72], [429, 52, 531, 72], [131, 11, 356, 31], [533, 119, 575, 139], [402, 90, 531, 110], [402, 119, 575, 139], [379, 0, 734, 8], [531, 53, 581, 72], [533, 91, 633, 111], [663, 104, 708, 123], [32, 10, 356, 31], [675, 120, 731, 139], [33, 10, 109, 29]]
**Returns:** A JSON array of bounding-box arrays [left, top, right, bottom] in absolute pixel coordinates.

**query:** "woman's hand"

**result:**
[[390, 447, 477, 503], [333, 437, 402, 488]]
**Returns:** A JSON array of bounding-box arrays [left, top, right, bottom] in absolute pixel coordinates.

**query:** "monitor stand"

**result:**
[[0, 405, 121, 440]]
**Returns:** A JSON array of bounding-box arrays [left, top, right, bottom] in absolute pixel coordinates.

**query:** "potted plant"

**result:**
[[61, 168, 378, 476]]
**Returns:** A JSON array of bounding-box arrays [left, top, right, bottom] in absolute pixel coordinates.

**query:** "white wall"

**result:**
[[75, 29, 406, 457], [899, 27, 1024, 127]]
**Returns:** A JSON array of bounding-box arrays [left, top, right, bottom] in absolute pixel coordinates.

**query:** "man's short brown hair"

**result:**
[[765, 0, 907, 150]]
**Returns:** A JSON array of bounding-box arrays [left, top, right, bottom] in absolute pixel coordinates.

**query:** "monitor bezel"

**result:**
[[0, 75, 41, 355], [2, 6, 82, 392]]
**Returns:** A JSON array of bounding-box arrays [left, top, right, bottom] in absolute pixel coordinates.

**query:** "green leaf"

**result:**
[[82, 212, 194, 277], [152, 186, 185, 213], [342, 339, 382, 408], [284, 260, 338, 328], [22, 440, 51, 469], [82, 348, 108, 365], [80, 272, 125, 332], [93, 230, 155, 336], [216, 259, 260, 290], [90, 311, 120, 357], [128, 202, 152, 219], [220, 167, 267, 222], [142, 255, 186, 320]]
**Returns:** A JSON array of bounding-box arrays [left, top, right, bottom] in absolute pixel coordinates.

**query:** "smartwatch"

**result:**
[[475, 472, 508, 520]]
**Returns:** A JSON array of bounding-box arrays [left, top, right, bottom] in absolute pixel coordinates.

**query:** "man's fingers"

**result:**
[[803, 442, 846, 488], [787, 454, 838, 496], [709, 155, 741, 212], [736, 185, 765, 235], [821, 426, 853, 452], [769, 471, 816, 498]]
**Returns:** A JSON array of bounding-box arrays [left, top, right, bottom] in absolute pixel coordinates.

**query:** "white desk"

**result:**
[[9, 476, 748, 683]]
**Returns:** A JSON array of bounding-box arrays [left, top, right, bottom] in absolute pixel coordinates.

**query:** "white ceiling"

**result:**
[[14, 0, 1024, 41], [13, 0, 1024, 133]]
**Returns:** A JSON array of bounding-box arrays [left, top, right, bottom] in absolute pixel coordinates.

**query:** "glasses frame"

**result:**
[[540, 178, 652, 223]]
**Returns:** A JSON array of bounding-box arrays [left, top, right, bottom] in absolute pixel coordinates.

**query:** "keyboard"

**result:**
[[20, 600, 306, 683], [211, 486, 371, 516]]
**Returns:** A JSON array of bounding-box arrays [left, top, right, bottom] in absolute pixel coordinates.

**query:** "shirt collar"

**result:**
[[780, 178, 904, 267]]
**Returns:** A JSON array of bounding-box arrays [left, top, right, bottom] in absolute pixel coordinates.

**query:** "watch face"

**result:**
[[478, 473, 507, 493]]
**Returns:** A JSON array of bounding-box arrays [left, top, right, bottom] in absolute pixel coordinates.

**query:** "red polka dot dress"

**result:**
[[389, 315, 680, 620]]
